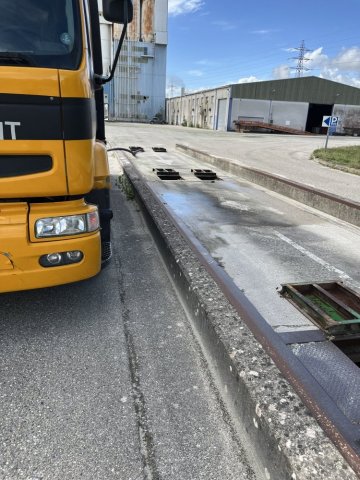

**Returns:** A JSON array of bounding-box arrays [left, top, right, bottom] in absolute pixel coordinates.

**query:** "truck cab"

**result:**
[[0, 0, 132, 293]]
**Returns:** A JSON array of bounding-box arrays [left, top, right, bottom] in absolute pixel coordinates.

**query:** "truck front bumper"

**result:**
[[0, 201, 101, 293]]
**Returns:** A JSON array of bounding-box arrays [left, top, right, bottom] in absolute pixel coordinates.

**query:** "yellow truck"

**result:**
[[0, 0, 132, 293]]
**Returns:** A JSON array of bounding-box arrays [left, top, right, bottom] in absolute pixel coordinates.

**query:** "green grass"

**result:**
[[117, 174, 135, 200], [313, 146, 360, 170]]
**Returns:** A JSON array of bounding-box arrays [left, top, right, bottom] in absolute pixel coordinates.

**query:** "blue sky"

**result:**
[[166, 0, 360, 96]]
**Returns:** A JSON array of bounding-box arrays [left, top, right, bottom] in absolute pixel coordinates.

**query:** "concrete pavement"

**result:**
[[0, 183, 256, 479], [119, 156, 358, 479], [106, 124, 360, 478], [106, 122, 360, 203]]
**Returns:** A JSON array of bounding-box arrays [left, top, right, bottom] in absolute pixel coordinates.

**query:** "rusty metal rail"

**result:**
[[234, 120, 313, 135], [151, 192, 360, 475], [122, 159, 360, 477]]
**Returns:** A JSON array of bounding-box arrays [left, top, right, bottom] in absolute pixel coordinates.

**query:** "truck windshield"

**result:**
[[0, 0, 82, 70]]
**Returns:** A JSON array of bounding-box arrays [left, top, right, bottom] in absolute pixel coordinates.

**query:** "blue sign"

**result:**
[[322, 116, 338, 127]]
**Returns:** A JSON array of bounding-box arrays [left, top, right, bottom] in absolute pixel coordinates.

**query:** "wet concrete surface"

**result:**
[[106, 125, 360, 477], [106, 122, 360, 203], [120, 158, 359, 480], [110, 145, 360, 334]]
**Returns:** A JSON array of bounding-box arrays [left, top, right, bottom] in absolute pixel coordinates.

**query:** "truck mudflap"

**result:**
[[0, 201, 101, 293]]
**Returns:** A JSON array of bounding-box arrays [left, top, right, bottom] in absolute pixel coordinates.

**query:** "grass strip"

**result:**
[[313, 146, 360, 170]]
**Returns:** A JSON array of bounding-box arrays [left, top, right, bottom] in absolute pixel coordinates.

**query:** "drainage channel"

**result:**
[[191, 169, 219, 181], [153, 168, 182, 180], [280, 282, 360, 366], [121, 159, 360, 478]]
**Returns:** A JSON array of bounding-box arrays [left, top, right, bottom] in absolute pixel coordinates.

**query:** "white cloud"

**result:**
[[331, 46, 360, 72], [274, 46, 360, 87], [319, 70, 360, 89], [237, 76, 260, 84], [251, 29, 276, 35], [272, 65, 290, 79], [308, 47, 360, 87], [166, 84, 185, 97], [304, 47, 328, 69], [168, 0, 204, 16], [166, 75, 185, 97]]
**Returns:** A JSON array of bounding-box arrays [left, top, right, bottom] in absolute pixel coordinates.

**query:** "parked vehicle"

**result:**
[[150, 116, 166, 124], [0, 0, 133, 293]]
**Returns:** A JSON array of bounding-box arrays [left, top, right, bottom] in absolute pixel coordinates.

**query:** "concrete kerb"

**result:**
[[119, 158, 358, 480], [176, 144, 360, 228]]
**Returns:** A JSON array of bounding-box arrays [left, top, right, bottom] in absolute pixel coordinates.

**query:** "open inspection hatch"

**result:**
[[153, 168, 182, 180], [152, 147, 167, 152], [191, 169, 219, 181], [280, 281, 360, 366], [129, 146, 144, 153]]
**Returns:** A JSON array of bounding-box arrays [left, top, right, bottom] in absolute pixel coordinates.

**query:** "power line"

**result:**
[[290, 40, 312, 77], [168, 38, 360, 91], [168, 35, 360, 85]]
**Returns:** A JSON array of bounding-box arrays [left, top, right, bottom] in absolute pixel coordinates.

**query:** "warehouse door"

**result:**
[[306, 104, 332, 133], [216, 99, 227, 130]]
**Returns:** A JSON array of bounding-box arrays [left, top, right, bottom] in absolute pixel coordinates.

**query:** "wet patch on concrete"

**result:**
[[177, 144, 360, 227], [122, 160, 358, 480]]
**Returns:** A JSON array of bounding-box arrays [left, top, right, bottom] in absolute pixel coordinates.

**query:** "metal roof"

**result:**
[[231, 77, 360, 105]]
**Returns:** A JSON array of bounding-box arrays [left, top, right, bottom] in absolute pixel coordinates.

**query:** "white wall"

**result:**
[[154, 0, 168, 45], [216, 99, 228, 130], [232, 99, 269, 124], [97, 0, 112, 73], [101, 0, 168, 121], [271, 101, 309, 131], [100, 22, 112, 74], [333, 104, 360, 134], [230, 99, 309, 131], [166, 87, 229, 129]]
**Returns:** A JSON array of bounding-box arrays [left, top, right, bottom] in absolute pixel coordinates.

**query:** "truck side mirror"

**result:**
[[95, 0, 133, 85], [103, 0, 133, 24]]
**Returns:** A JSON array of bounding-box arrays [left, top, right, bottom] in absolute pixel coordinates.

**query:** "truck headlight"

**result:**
[[35, 211, 99, 238]]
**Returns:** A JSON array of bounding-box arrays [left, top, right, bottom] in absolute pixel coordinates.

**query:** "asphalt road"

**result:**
[[0, 184, 256, 479], [106, 122, 360, 203]]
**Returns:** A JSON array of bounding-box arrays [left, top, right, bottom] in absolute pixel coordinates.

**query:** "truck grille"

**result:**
[[0, 155, 53, 178]]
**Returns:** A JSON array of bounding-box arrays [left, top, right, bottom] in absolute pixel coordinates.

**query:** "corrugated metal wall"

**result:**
[[231, 77, 360, 105], [109, 40, 166, 121], [166, 77, 360, 132]]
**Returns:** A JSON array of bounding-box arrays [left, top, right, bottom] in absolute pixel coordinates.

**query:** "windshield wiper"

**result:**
[[0, 52, 37, 66]]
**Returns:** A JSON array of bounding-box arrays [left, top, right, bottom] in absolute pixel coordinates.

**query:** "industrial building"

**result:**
[[166, 77, 360, 134], [98, 0, 168, 122]]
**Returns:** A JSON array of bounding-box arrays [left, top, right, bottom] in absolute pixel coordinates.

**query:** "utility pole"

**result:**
[[290, 40, 312, 77]]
